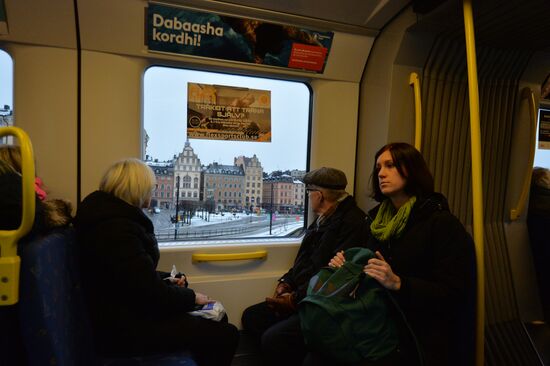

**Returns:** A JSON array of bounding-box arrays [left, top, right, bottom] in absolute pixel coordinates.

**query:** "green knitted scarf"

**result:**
[[370, 196, 416, 242]]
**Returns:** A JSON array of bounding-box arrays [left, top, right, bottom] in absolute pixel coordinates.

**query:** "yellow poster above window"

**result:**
[[187, 83, 271, 142]]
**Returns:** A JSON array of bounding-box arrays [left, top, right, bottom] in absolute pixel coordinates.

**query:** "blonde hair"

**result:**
[[0, 145, 22, 173], [99, 158, 156, 208], [0, 159, 16, 175]]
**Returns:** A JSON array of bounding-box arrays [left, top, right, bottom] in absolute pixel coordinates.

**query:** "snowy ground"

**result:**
[[149, 210, 305, 241]]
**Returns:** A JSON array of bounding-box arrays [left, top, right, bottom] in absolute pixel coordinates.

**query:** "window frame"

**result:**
[[142, 65, 313, 246]]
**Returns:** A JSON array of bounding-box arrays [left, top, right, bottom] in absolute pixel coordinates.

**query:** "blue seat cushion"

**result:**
[[103, 352, 197, 366], [18, 228, 197, 366]]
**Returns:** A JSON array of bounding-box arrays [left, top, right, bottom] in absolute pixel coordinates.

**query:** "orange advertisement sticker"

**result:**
[[287, 43, 328, 72]]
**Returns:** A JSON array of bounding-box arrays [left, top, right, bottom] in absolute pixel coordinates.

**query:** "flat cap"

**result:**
[[303, 167, 347, 190]]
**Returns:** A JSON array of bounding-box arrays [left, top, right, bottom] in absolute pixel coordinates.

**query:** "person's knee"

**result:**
[[241, 302, 269, 332], [202, 321, 239, 351], [260, 325, 282, 354], [223, 322, 239, 347], [262, 325, 304, 366], [241, 305, 254, 330]]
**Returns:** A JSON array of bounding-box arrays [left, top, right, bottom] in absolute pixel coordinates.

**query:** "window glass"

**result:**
[[0, 49, 13, 144], [143, 67, 309, 242], [534, 108, 550, 168]]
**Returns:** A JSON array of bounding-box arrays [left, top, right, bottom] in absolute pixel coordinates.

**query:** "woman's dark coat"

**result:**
[[366, 193, 476, 366], [74, 190, 197, 355]]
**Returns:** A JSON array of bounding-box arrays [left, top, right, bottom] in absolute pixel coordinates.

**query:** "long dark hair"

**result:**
[[371, 142, 434, 202]]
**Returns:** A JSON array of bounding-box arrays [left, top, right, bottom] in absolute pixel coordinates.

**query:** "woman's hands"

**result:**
[[168, 275, 187, 288], [328, 250, 346, 268], [165, 273, 188, 288], [365, 251, 401, 291], [194, 292, 216, 305], [328, 250, 401, 291]]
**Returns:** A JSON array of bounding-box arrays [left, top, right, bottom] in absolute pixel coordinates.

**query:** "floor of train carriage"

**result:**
[[524, 321, 550, 365]]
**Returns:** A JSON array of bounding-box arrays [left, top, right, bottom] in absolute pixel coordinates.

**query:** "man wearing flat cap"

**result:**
[[242, 167, 368, 364]]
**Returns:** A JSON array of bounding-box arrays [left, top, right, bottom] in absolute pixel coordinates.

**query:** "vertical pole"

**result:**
[[269, 183, 273, 235], [174, 176, 180, 240], [463, 1, 485, 365], [409, 72, 423, 151]]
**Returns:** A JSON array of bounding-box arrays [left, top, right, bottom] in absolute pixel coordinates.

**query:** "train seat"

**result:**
[[18, 228, 197, 366]]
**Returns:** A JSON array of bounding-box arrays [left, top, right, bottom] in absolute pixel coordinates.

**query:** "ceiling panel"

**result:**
[[219, 0, 383, 27], [171, 0, 410, 33]]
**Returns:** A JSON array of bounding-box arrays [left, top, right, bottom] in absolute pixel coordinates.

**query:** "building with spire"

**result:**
[[173, 139, 202, 203]]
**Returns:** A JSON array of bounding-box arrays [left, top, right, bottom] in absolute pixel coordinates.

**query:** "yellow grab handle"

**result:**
[[192, 250, 267, 263], [0, 127, 36, 246], [409, 72, 423, 151], [510, 88, 537, 221], [463, 1, 485, 365], [0, 126, 36, 306]]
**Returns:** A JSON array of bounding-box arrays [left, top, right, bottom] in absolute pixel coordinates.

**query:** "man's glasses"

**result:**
[[306, 188, 320, 194]]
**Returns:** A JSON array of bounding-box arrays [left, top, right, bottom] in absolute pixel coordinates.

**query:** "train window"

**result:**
[[0, 49, 13, 144], [534, 107, 550, 167], [143, 66, 310, 243]]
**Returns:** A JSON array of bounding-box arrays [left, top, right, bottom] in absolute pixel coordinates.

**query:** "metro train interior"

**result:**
[[1, 0, 550, 365]]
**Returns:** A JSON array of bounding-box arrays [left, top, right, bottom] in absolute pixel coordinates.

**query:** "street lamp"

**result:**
[[269, 181, 273, 235], [0, 105, 12, 144], [174, 175, 180, 240]]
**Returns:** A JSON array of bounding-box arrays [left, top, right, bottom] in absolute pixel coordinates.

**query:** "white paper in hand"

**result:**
[[188, 301, 226, 322]]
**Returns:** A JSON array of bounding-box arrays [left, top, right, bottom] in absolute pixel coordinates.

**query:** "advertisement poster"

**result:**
[[147, 2, 333, 73], [187, 83, 271, 142], [0, 0, 8, 35], [539, 109, 550, 149], [542, 73, 550, 100]]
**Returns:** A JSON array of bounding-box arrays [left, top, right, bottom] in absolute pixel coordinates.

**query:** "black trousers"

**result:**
[[242, 301, 403, 366], [242, 302, 306, 366], [261, 314, 307, 366], [99, 313, 239, 366], [241, 301, 288, 342]]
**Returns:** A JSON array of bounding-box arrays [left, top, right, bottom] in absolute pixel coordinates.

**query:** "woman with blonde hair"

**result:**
[[98, 158, 156, 208], [74, 158, 238, 366]]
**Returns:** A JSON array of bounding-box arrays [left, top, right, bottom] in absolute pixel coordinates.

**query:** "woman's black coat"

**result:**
[[74, 191, 196, 354], [366, 193, 476, 366]]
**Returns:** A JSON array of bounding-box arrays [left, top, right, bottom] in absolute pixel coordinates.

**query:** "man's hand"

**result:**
[[266, 292, 297, 316], [274, 281, 292, 296]]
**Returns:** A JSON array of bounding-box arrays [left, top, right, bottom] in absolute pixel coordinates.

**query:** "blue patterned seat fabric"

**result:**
[[18, 228, 197, 366]]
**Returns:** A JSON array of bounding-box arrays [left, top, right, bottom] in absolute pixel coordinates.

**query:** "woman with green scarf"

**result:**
[[329, 143, 476, 366]]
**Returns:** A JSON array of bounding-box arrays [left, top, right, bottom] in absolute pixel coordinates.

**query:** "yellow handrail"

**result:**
[[463, 1, 485, 365], [192, 250, 267, 263], [510, 88, 537, 221], [409, 72, 422, 150], [0, 127, 36, 306]]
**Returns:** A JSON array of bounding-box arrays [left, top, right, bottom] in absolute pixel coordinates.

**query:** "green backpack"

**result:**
[[299, 247, 399, 364]]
